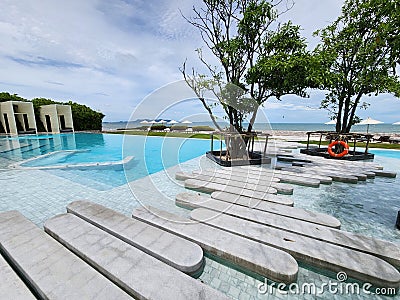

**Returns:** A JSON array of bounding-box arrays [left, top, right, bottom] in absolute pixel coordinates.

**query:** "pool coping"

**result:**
[[9, 150, 135, 170]]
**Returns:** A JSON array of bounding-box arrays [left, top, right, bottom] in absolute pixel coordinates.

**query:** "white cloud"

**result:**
[[0, 0, 398, 123]]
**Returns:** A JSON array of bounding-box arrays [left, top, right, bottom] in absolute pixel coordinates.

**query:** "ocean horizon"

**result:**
[[102, 121, 400, 134]]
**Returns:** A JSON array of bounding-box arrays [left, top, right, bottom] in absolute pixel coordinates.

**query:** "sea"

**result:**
[[102, 121, 400, 134]]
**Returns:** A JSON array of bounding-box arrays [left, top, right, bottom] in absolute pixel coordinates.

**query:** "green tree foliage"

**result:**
[[182, 0, 316, 134], [0, 92, 26, 102], [31, 98, 105, 131], [315, 0, 400, 133], [68, 101, 104, 131]]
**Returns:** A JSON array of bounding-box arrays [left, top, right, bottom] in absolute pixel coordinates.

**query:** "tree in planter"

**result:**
[[182, 0, 317, 159], [315, 0, 400, 133]]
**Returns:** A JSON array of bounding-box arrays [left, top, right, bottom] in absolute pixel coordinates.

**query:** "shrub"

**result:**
[[150, 124, 167, 131], [192, 125, 214, 131], [136, 126, 150, 130], [68, 101, 104, 131], [170, 125, 188, 131]]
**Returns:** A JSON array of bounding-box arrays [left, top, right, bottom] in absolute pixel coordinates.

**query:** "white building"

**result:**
[[0, 101, 37, 135], [39, 104, 74, 133]]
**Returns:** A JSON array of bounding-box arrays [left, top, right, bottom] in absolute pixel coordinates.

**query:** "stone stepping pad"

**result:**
[[0, 211, 131, 299], [184, 179, 291, 205], [190, 208, 400, 288], [131, 206, 299, 284], [44, 213, 227, 300], [178, 172, 292, 195], [0, 254, 35, 300], [177, 192, 340, 228], [67, 200, 204, 276]]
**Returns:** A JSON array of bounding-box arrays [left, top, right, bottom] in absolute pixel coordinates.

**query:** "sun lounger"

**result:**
[[373, 136, 391, 143]]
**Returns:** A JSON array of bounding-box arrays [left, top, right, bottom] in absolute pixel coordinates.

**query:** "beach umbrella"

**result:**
[[181, 120, 192, 124], [324, 120, 336, 125], [168, 120, 179, 124], [140, 120, 149, 124], [356, 117, 383, 133], [393, 121, 400, 125], [157, 120, 167, 124], [149, 120, 157, 123]]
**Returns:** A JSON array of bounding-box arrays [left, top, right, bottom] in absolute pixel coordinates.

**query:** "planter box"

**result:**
[[300, 147, 374, 161], [206, 150, 271, 167]]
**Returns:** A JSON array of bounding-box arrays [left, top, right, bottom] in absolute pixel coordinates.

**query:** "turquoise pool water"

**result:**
[[1, 134, 399, 299], [1, 133, 220, 190], [370, 148, 400, 159]]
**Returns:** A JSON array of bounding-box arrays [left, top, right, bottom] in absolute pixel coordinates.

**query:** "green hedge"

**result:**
[[170, 125, 188, 131], [192, 125, 214, 131], [150, 124, 167, 131]]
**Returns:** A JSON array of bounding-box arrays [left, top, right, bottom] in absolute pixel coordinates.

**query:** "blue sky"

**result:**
[[0, 0, 399, 123]]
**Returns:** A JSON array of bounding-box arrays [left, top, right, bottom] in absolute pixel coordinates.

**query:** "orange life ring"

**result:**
[[327, 140, 349, 158]]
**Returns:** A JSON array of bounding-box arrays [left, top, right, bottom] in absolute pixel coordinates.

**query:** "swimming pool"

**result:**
[[1, 135, 399, 299], [1, 133, 221, 190], [370, 148, 400, 159]]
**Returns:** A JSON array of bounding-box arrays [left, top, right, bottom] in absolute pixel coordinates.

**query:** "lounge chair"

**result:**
[[373, 136, 391, 143]]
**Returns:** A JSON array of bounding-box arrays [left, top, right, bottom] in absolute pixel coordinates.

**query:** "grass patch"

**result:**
[[104, 130, 217, 139], [298, 140, 400, 149]]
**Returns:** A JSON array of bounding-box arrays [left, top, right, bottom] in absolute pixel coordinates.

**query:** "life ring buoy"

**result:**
[[327, 140, 349, 158]]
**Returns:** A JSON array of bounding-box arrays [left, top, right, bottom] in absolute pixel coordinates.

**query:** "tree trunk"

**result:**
[[336, 97, 344, 133], [225, 134, 249, 160], [247, 108, 258, 133], [346, 91, 363, 133]]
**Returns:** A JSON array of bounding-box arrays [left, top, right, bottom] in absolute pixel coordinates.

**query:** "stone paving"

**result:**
[[0, 149, 399, 299]]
